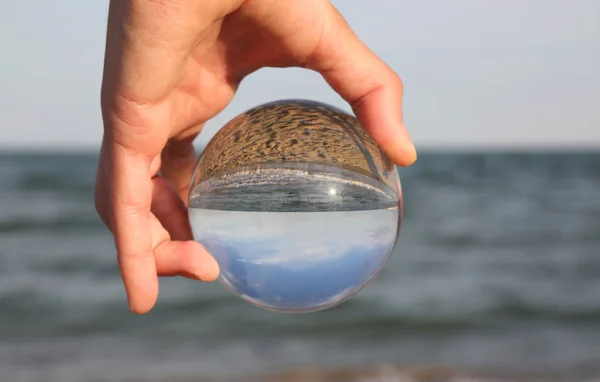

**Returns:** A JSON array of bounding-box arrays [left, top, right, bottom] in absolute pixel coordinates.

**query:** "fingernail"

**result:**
[[392, 123, 417, 166]]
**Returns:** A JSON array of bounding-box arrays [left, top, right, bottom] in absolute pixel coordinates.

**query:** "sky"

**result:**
[[1, 0, 599, 151], [189, 208, 397, 265]]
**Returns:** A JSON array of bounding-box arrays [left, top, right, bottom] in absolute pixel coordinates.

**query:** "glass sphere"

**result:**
[[188, 99, 402, 313]]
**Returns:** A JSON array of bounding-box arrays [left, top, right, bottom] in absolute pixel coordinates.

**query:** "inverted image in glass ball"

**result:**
[[188, 99, 402, 313]]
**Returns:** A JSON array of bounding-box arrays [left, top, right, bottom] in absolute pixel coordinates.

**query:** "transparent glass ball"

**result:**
[[188, 99, 402, 313]]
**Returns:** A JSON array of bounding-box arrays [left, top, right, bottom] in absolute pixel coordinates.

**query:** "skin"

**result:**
[[95, 0, 417, 314]]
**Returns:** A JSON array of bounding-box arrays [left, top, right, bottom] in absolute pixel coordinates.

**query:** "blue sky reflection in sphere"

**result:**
[[188, 100, 402, 313]]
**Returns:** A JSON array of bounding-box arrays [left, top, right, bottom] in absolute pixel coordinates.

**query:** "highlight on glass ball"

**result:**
[[188, 99, 403, 313]]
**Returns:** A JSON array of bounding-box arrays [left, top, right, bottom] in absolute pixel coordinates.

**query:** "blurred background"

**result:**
[[1, 1, 599, 381]]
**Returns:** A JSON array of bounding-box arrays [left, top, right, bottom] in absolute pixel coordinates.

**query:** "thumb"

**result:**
[[307, 3, 417, 167]]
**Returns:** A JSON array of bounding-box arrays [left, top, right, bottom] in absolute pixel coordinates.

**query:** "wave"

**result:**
[[6, 294, 600, 343], [0, 214, 104, 233], [14, 173, 94, 194]]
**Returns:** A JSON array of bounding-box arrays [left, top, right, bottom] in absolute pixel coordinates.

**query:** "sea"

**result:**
[[1, 151, 599, 382]]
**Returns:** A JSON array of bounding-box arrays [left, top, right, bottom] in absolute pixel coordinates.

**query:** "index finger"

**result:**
[[307, 3, 417, 167], [104, 139, 160, 314]]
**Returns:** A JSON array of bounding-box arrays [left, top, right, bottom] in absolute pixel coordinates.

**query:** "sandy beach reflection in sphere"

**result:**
[[188, 99, 402, 313]]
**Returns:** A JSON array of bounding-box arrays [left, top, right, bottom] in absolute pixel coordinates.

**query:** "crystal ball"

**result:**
[[188, 99, 402, 313]]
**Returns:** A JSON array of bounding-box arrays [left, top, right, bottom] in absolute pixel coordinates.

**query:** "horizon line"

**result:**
[[1, 144, 599, 156]]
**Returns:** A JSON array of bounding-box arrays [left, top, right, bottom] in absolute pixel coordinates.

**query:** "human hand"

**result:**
[[95, 0, 417, 314]]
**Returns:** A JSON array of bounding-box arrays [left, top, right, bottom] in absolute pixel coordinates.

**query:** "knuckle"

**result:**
[[102, 93, 169, 155], [94, 176, 114, 230], [395, 73, 404, 92], [119, 248, 152, 263]]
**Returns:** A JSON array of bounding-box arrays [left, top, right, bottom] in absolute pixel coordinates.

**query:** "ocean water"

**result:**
[[188, 165, 401, 313], [1, 151, 600, 382]]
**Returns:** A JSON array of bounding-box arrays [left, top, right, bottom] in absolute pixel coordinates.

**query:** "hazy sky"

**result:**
[[1, 0, 599, 150]]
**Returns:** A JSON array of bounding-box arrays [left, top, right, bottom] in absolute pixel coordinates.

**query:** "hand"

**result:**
[[95, 0, 417, 314]]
